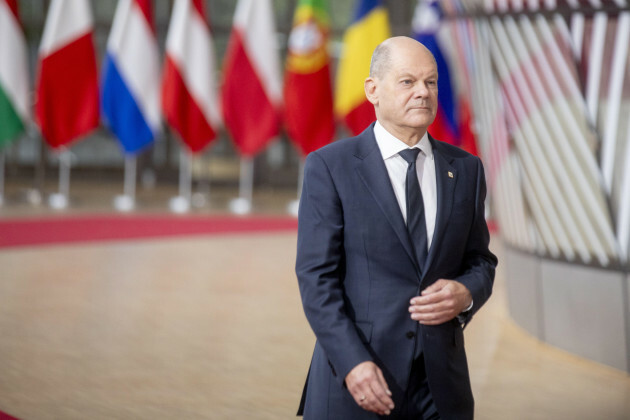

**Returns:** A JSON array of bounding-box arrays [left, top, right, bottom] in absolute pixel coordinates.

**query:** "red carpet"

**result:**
[[0, 411, 18, 420], [0, 214, 298, 249]]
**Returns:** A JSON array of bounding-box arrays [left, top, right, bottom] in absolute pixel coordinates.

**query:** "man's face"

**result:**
[[367, 43, 438, 135]]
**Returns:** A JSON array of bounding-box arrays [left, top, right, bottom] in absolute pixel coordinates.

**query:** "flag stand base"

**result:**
[[48, 193, 68, 210], [286, 199, 299, 217], [169, 195, 190, 213], [169, 150, 193, 214], [191, 192, 207, 208], [114, 156, 137, 212], [229, 197, 251, 215], [286, 158, 304, 218], [25, 189, 43, 206], [113, 194, 135, 212], [49, 150, 71, 210], [230, 157, 253, 216]]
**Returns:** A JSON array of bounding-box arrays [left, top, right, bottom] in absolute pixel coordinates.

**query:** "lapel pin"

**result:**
[[448, 171, 454, 178]]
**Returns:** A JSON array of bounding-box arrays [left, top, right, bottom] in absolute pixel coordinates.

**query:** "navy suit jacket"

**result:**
[[296, 123, 497, 419]]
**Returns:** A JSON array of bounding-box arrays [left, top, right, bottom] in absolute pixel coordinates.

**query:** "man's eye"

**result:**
[[401, 79, 412, 85]]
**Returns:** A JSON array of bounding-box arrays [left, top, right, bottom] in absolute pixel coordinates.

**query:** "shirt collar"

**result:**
[[373, 121, 433, 161]]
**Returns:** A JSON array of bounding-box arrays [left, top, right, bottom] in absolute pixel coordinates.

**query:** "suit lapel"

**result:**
[[424, 140, 457, 273], [353, 129, 418, 269]]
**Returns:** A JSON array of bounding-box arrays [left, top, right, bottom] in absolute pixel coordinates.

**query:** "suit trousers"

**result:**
[[396, 355, 441, 420]]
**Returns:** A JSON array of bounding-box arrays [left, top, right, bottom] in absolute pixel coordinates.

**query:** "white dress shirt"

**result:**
[[373, 121, 437, 251]]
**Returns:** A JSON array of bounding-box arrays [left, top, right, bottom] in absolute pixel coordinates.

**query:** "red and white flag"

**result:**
[[162, 0, 220, 154], [35, 0, 99, 149], [221, 0, 282, 157]]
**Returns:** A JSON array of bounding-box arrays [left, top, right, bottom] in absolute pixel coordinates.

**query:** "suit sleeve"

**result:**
[[456, 157, 498, 326], [295, 151, 373, 384]]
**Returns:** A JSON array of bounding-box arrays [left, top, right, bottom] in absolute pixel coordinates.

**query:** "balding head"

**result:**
[[364, 36, 439, 145], [369, 36, 437, 80]]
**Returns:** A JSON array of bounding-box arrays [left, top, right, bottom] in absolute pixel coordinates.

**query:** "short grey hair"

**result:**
[[369, 42, 391, 79]]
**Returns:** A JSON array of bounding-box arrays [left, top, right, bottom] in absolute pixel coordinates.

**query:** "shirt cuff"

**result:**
[[463, 300, 473, 313], [456, 300, 473, 326]]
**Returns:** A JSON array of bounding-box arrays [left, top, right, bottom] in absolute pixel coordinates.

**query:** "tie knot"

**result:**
[[399, 148, 422, 165]]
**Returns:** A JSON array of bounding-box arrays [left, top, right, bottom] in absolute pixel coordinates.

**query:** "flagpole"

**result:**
[[192, 159, 210, 209], [28, 128, 45, 206], [229, 156, 253, 215], [113, 155, 137, 212], [169, 148, 192, 213], [48, 148, 71, 209], [287, 157, 304, 217]]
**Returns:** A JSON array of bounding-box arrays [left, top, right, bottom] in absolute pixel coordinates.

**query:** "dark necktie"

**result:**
[[398, 148, 428, 270]]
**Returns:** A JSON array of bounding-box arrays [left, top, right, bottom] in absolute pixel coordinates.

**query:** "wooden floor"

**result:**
[[1, 218, 630, 418]]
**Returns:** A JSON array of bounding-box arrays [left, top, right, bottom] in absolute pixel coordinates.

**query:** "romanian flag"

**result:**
[[334, 0, 390, 135], [0, 0, 29, 149], [35, 0, 100, 149], [284, 0, 335, 156]]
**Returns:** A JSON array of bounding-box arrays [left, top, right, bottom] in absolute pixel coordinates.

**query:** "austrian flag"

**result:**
[[162, 0, 220, 154]]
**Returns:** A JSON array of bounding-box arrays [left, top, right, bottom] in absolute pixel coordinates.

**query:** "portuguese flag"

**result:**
[[284, 0, 335, 156], [0, 0, 30, 149]]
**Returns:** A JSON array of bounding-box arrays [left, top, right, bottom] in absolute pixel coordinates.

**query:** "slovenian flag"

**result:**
[[284, 0, 335, 156], [162, 0, 220, 154], [35, 0, 100, 149], [0, 0, 29, 149], [102, 0, 161, 155], [412, 0, 458, 145], [334, 0, 390, 135], [222, 0, 282, 157]]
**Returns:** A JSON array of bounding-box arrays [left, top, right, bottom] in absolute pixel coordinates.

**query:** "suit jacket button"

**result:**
[[406, 331, 415, 339]]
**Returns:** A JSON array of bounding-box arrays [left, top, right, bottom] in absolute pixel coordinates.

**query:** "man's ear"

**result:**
[[364, 77, 378, 105]]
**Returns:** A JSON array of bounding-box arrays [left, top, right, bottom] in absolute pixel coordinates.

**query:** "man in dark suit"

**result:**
[[296, 36, 497, 419]]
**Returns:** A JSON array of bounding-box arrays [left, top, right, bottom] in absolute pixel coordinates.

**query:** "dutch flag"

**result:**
[[101, 0, 161, 155]]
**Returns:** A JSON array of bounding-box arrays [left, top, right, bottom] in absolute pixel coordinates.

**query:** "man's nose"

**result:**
[[414, 82, 429, 98]]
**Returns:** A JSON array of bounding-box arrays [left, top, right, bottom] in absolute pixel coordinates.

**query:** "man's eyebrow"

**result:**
[[396, 71, 438, 79]]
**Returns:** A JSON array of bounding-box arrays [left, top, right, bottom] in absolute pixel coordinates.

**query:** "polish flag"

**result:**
[[35, 0, 99, 149], [221, 0, 282, 157], [102, 0, 161, 155], [162, 0, 220, 154]]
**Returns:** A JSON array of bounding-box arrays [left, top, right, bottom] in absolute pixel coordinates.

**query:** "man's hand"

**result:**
[[408, 279, 472, 325], [345, 361, 395, 415]]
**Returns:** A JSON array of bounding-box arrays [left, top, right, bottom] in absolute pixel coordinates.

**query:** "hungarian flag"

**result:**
[[0, 0, 29, 149], [284, 0, 335, 156], [222, 0, 282, 157], [412, 0, 460, 146], [334, 0, 390, 135], [102, 0, 161, 155], [35, 0, 99, 149], [162, 0, 220, 154]]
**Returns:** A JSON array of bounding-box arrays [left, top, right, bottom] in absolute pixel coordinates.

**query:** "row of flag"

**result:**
[[0, 0, 474, 162]]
